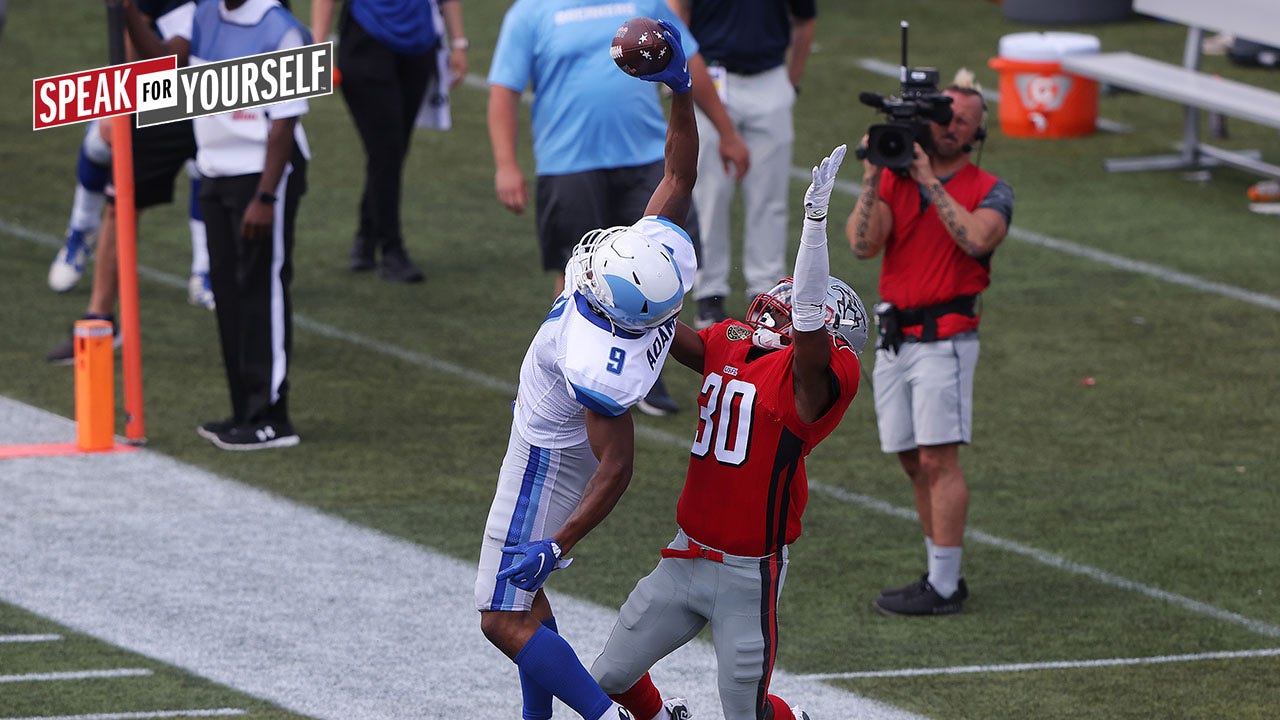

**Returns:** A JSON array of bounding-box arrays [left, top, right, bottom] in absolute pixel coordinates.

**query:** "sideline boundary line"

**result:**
[[795, 647, 1280, 680], [0, 442, 139, 460], [4, 219, 1279, 640]]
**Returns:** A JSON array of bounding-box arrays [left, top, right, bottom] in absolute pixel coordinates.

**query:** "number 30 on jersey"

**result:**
[[691, 373, 755, 466]]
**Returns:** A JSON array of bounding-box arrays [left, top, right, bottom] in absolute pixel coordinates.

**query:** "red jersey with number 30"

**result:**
[[676, 321, 861, 556]]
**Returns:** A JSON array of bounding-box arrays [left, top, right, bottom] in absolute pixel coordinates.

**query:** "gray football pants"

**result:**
[[591, 529, 789, 720]]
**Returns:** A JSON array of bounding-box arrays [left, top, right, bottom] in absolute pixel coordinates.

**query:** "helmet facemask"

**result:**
[[745, 276, 869, 354], [746, 279, 795, 350]]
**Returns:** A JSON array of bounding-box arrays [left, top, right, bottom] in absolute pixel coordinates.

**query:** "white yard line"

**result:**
[[808, 482, 1280, 639], [0, 634, 62, 643], [0, 669, 151, 683], [0, 712, 246, 720], [796, 647, 1280, 680], [0, 398, 925, 720], [4, 216, 1277, 641], [790, 169, 1280, 313]]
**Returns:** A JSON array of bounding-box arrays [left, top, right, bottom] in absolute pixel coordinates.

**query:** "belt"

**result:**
[[661, 542, 724, 563], [876, 294, 979, 352], [896, 295, 978, 335]]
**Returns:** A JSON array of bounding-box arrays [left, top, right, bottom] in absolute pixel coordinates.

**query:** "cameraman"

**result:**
[[844, 70, 1013, 616]]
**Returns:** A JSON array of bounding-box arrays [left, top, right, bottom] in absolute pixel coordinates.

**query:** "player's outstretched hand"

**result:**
[[639, 20, 691, 94], [497, 538, 572, 592], [803, 144, 847, 221]]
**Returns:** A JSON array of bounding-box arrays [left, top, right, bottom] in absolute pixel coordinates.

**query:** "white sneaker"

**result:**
[[790, 705, 812, 720], [663, 698, 692, 720], [48, 229, 96, 293], [188, 272, 215, 310]]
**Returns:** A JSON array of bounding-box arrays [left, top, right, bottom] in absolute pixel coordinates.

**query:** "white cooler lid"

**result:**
[[998, 32, 1101, 61]]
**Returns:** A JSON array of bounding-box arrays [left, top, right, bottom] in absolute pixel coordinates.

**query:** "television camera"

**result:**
[[854, 22, 954, 172]]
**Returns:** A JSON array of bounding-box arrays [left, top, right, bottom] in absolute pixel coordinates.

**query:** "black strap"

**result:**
[[877, 295, 978, 351]]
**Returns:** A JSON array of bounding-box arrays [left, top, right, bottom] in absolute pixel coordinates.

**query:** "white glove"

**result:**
[[803, 144, 847, 221]]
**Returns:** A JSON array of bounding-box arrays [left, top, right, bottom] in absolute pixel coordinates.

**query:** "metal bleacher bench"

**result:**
[[1059, 0, 1280, 179]]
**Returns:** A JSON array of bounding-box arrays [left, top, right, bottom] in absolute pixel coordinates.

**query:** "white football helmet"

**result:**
[[570, 225, 684, 332], [745, 276, 870, 354]]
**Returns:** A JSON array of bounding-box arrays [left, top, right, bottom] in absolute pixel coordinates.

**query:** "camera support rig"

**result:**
[[855, 21, 954, 172]]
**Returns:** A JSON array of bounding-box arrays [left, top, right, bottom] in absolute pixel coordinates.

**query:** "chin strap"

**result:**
[[752, 326, 791, 350]]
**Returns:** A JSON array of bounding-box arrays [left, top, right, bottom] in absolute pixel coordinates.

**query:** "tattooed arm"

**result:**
[[845, 138, 892, 259], [920, 178, 1008, 258], [905, 141, 1008, 258]]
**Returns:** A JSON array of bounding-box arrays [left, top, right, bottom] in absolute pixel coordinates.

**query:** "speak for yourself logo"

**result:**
[[33, 42, 332, 131]]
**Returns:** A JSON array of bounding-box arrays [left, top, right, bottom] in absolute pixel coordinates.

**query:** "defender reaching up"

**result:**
[[592, 145, 870, 720]]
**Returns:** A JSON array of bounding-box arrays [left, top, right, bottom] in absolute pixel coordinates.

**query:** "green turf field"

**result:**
[[2, 1, 1278, 718]]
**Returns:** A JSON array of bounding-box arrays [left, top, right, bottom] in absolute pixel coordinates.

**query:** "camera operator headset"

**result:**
[[843, 68, 1015, 617], [959, 76, 988, 161]]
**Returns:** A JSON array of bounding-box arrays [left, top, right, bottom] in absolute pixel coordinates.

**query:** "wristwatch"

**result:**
[[255, 191, 277, 204]]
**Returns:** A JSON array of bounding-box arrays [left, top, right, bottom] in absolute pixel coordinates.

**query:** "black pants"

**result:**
[[338, 6, 435, 255], [199, 154, 306, 426], [534, 162, 703, 273]]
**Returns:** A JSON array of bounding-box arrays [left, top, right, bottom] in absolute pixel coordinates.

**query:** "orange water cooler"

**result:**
[[988, 32, 1101, 138]]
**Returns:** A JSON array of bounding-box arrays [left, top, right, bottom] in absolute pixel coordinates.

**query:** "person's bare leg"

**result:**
[[918, 443, 967, 548], [87, 204, 120, 316]]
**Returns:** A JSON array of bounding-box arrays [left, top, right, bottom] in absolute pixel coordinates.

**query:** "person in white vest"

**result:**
[[118, 0, 312, 449]]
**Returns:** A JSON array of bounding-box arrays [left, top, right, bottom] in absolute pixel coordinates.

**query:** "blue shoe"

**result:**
[[48, 229, 96, 293]]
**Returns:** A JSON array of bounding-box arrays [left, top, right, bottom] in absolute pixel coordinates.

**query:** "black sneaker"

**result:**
[[349, 233, 375, 272], [636, 377, 679, 416], [693, 296, 727, 330], [206, 420, 300, 451], [874, 578, 968, 616], [46, 314, 120, 365], [879, 573, 929, 598], [196, 417, 238, 441], [377, 246, 425, 283]]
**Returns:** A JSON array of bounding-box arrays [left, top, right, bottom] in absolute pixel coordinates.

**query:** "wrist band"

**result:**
[[255, 191, 277, 204], [451, 37, 469, 51]]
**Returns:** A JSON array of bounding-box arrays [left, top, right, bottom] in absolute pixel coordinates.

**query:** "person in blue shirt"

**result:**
[[488, 0, 748, 416], [312, 0, 468, 282]]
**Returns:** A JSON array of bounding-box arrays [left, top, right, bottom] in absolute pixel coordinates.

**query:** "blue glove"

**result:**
[[639, 19, 692, 94], [496, 538, 572, 592]]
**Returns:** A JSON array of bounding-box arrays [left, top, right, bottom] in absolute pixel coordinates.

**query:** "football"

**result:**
[[611, 17, 673, 78]]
